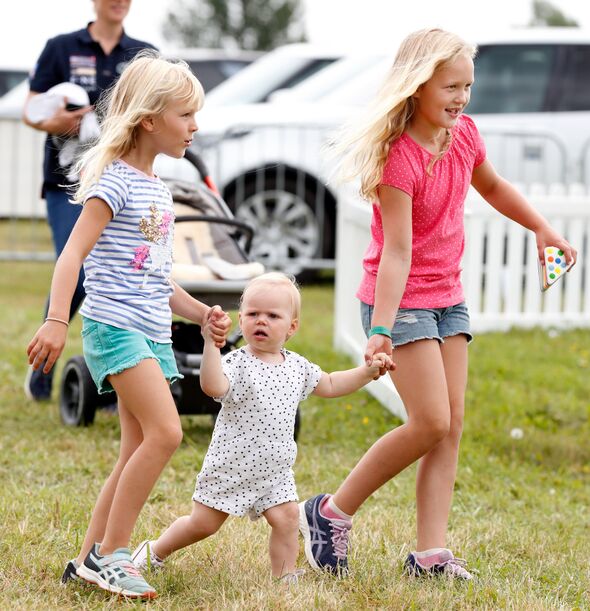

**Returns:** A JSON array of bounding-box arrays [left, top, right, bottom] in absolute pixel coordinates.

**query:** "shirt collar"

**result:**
[[77, 22, 134, 50]]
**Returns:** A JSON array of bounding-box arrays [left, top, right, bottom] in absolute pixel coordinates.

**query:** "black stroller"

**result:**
[[58, 151, 302, 438]]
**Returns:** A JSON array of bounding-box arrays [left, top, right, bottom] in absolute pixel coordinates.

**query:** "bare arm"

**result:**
[[169, 281, 231, 348], [313, 353, 395, 398], [169, 280, 210, 325], [26, 198, 112, 372], [199, 323, 230, 398], [364, 185, 413, 363], [22, 90, 91, 136], [471, 159, 577, 264]]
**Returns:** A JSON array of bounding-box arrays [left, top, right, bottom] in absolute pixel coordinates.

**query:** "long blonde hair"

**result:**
[[331, 29, 476, 202], [73, 50, 204, 202]]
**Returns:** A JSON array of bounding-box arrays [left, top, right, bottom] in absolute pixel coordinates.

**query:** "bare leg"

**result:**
[[264, 502, 300, 577], [332, 339, 451, 515], [152, 502, 228, 559], [98, 359, 183, 555], [415, 335, 467, 550], [75, 397, 143, 564]]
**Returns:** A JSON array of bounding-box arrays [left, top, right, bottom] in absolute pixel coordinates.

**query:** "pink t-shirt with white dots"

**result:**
[[356, 114, 486, 309]]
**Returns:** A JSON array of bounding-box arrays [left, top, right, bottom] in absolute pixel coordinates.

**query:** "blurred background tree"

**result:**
[[163, 0, 306, 50], [529, 0, 578, 26]]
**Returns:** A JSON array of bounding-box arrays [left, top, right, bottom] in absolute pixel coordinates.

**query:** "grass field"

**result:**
[[1, 261, 589, 610]]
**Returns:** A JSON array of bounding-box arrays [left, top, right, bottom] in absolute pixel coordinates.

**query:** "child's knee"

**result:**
[[413, 409, 450, 444], [266, 502, 299, 531], [188, 509, 224, 538], [154, 423, 183, 454]]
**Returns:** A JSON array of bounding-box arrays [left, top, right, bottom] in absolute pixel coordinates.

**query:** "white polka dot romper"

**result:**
[[193, 347, 322, 520]]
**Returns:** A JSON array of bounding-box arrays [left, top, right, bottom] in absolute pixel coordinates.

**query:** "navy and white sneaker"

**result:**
[[298, 494, 351, 575], [76, 543, 157, 599], [24, 365, 53, 401], [60, 559, 79, 584], [405, 549, 474, 580]]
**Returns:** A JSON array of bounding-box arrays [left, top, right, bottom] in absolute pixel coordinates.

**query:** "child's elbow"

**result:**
[[200, 379, 228, 399]]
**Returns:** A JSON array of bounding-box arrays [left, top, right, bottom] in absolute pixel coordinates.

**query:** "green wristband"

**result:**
[[368, 325, 392, 339]]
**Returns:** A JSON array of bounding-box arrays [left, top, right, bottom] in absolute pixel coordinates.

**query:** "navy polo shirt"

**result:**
[[29, 24, 156, 194]]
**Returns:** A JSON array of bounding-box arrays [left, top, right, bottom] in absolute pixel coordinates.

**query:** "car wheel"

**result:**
[[59, 355, 98, 426], [227, 175, 333, 275]]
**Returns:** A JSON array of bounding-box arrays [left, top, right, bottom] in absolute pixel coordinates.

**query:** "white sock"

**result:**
[[414, 547, 447, 559], [322, 496, 353, 520]]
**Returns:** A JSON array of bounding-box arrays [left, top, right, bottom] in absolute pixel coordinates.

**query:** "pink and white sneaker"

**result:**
[[405, 548, 474, 580]]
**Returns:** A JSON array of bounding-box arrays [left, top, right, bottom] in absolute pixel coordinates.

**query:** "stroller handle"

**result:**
[[175, 214, 255, 253], [184, 148, 219, 193]]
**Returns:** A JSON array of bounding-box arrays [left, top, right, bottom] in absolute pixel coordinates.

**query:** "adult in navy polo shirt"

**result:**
[[23, 0, 156, 401]]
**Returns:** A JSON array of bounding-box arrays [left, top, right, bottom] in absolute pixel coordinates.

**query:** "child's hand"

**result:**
[[26, 321, 68, 374], [535, 227, 577, 268], [364, 334, 392, 369], [204, 305, 231, 348], [366, 352, 396, 380]]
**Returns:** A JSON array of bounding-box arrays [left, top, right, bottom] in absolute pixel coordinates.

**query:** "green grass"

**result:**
[[0, 219, 53, 255], [1, 262, 589, 610]]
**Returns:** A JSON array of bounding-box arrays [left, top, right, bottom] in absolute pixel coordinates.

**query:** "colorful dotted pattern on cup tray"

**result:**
[[544, 247, 570, 286]]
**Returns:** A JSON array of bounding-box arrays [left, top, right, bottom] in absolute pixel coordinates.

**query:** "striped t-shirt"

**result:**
[[79, 160, 176, 343]]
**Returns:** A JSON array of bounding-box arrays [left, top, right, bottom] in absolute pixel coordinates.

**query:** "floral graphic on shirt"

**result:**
[[132, 204, 174, 287], [131, 245, 150, 270], [138, 204, 173, 245]]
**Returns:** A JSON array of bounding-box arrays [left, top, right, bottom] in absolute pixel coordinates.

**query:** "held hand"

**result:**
[[366, 352, 396, 380], [535, 227, 577, 268], [364, 333, 392, 368], [26, 321, 68, 374], [204, 305, 231, 348]]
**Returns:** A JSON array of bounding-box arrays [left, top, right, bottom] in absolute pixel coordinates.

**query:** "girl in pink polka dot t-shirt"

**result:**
[[298, 28, 576, 579]]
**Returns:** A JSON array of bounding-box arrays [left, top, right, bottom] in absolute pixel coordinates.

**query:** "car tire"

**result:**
[[225, 173, 335, 276]]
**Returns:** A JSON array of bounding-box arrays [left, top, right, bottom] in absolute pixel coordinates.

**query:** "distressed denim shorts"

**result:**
[[81, 316, 182, 394], [360, 301, 473, 348]]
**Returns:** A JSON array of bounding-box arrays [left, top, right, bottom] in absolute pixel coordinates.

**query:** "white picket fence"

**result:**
[[0, 118, 45, 218], [334, 182, 590, 421]]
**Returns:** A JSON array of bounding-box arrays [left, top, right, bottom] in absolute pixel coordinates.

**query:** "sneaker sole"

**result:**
[[298, 502, 321, 571], [23, 366, 35, 401], [131, 539, 149, 566], [23, 365, 50, 402], [76, 564, 157, 599], [60, 561, 79, 586]]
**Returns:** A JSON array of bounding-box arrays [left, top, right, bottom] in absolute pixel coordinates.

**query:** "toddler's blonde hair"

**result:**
[[240, 272, 301, 321], [73, 50, 204, 202], [330, 28, 476, 202]]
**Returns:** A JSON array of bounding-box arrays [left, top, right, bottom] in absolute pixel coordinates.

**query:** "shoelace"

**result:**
[[330, 522, 351, 559], [441, 556, 472, 579], [106, 558, 143, 578], [279, 568, 305, 584]]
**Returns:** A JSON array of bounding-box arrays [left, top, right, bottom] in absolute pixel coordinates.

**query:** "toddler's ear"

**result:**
[[286, 318, 299, 340]]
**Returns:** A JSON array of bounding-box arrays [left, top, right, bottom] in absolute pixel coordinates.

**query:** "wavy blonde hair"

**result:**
[[73, 50, 204, 202], [331, 29, 476, 202]]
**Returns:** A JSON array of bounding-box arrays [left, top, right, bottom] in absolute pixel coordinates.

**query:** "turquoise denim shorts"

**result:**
[[360, 301, 473, 348], [81, 316, 182, 394]]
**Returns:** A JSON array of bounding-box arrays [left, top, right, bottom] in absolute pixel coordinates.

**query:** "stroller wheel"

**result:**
[[59, 355, 98, 426]]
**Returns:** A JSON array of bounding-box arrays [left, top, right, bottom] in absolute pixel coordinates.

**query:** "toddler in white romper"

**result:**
[[132, 272, 393, 583], [193, 346, 321, 519]]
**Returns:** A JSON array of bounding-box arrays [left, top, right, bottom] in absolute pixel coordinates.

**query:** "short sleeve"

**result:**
[[298, 357, 322, 401], [29, 37, 63, 93], [85, 167, 129, 216], [380, 138, 421, 198], [461, 114, 486, 167], [214, 351, 239, 403]]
